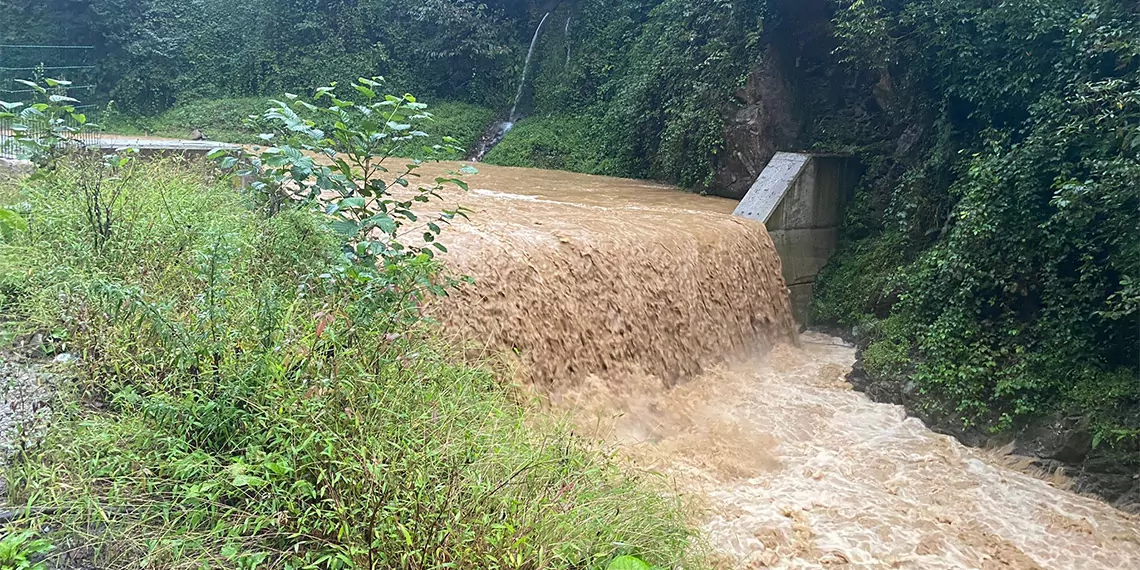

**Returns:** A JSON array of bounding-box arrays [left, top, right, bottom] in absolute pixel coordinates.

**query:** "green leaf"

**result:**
[[231, 474, 266, 488], [369, 215, 397, 234], [44, 78, 72, 87], [48, 94, 80, 104], [353, 84, 376, 99], [339, 197, 367, 209], [607, 556, 653, 570], [0, 208, 29, 240], [329, 219, 360, 236], [436, 177, 469, 191], [13, 79, 45, 93]]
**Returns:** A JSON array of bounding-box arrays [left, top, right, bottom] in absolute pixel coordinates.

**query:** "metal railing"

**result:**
[[0, 45, 98, 158]]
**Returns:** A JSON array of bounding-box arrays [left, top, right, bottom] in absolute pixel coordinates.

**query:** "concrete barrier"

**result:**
[[733, 152, 859, 322]]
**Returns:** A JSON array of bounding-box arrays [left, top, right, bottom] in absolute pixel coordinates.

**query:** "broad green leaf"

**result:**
[[0, 208, 29, 240], [13, 79, 44, 93], [607, 556, 653, 570], [329, 219, 360, 236], [353, 84, 376, 99], [339, 197, 366, 209]]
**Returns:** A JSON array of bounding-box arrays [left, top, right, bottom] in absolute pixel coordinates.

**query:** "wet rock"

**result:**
[[710, 46, 801, 199], [1017, 415, 1094, 464]]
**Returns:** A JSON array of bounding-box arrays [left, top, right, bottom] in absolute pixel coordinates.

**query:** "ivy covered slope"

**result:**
[[489, 0, 769, 188], [811, 0, 1139, 468]]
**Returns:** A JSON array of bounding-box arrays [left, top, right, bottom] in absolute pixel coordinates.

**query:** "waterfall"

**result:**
[[509, 12, 551, 123], [468, 12, 552, 161], [564, 15, 572, 66]]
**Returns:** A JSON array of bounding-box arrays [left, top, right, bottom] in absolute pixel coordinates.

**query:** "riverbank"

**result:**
[[0, 158, 701, 569]]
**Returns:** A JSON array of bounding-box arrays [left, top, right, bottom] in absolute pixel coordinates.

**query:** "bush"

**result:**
[[483, 115, 608, 174], [813, 0, 1140, 450], [0, 159, 702, 569]]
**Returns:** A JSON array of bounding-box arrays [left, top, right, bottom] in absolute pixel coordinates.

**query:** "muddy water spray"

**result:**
[[424, 162, 1140, 569]]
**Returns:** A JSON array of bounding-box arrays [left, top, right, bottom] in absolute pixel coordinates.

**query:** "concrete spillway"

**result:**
[[733, 152, 859, 322]]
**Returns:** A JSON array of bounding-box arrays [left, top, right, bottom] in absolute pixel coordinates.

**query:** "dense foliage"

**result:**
[[813, 0, 1139, 448], [511, 0, 768, 186], [3, 0, 775, 185], [1, 0, 529, 112]]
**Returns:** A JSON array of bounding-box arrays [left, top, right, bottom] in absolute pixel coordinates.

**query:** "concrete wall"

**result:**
[[733, 153, 859, 322]]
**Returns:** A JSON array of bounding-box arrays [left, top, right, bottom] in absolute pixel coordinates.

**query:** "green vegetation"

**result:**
[[483, 115, 607, 174], [100, 96, 279, 144], [0, 530, 52, 570], [812, 0, 1139, 448], [5, 0, 771, 186], [0, 84, 702, 569]]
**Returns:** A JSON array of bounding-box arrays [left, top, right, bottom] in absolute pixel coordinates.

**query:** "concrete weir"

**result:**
[[90, 136, 240, 158], [733, 152, 859, 322]]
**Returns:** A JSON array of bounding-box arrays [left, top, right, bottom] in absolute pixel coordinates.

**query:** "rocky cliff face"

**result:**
[[710, 46, 801, 199], [709, 0, 841, 199]]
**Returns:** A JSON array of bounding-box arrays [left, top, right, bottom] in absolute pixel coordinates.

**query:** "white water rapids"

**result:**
[[585, 333, 1140, 569], [424, 162, 1140, 570]]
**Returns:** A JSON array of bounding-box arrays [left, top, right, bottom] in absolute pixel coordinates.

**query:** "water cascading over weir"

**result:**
[[430, 151, 858, 392], [422, 163, 1140, 569], [428, 165, 799, 393]]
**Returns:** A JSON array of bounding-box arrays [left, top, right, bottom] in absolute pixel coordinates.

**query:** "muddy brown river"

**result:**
[[423, 161, 1140, 570]]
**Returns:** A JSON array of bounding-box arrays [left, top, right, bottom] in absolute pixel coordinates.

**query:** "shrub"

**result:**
[[483, 115, 608, 174]]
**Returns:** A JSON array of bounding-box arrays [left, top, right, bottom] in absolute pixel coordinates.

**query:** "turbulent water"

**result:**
[[426, 161, 1140, 570], [432, 164, 795, 393]]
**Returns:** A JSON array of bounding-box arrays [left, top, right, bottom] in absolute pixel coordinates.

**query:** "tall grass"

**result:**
[[0, 158, 702, 569]]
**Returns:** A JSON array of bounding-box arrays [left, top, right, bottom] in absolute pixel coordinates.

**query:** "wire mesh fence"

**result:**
[[0, 44, 98, 158]]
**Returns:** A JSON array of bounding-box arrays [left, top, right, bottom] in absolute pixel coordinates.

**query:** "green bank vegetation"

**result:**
[[0, 81, 700, 569], [811, 0, 1138, 451]]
